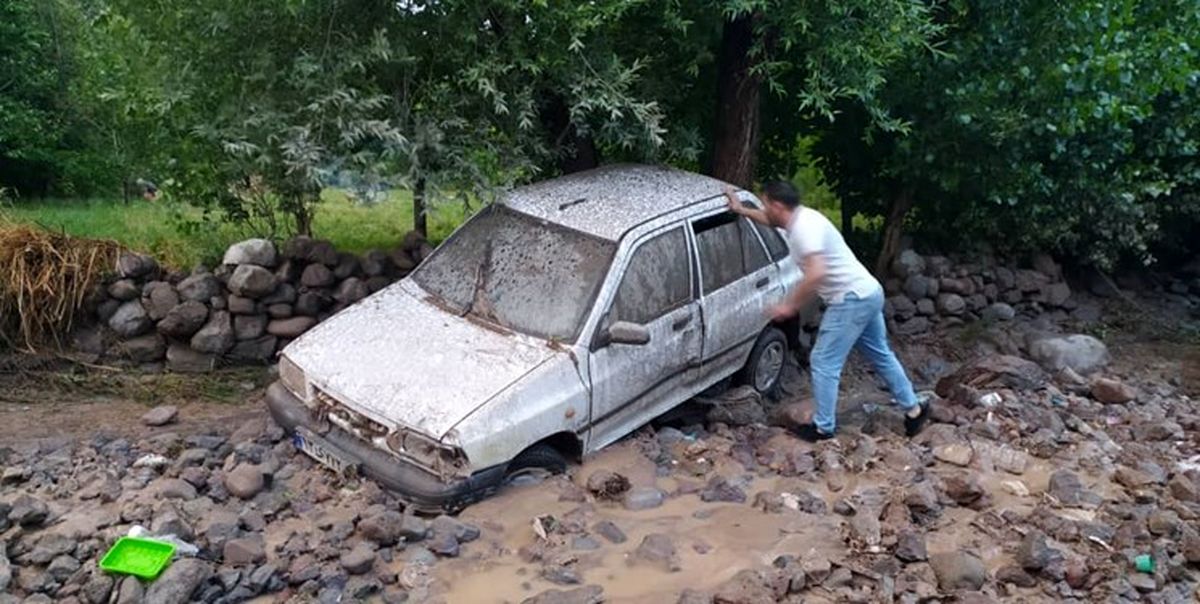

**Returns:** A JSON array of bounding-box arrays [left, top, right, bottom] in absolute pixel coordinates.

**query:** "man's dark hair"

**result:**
[[762, 180, 801, 209]]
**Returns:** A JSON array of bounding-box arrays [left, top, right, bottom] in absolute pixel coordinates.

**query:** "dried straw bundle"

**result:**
[[0, 220, 122, 351]]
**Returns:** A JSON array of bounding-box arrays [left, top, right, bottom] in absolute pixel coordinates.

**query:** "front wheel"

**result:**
[[736, 327, 788, 398], [504, 443, 568, 485]]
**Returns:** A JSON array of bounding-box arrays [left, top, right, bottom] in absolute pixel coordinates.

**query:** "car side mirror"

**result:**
[[606, 321, 651, 346]]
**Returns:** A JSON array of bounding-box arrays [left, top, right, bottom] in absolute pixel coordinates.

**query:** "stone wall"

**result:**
[[881, 250, 1076, 336], [75, 233, 433, 372]]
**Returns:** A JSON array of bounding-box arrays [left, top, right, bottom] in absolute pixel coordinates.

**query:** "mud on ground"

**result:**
[[0, 297, 1198, 603]]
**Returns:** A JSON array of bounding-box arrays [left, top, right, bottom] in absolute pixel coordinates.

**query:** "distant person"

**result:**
[[724, 181, 932, 441]]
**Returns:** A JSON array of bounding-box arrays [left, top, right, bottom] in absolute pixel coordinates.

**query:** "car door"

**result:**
[[586, 225, 702, 452], [691, 210, 778, 377]]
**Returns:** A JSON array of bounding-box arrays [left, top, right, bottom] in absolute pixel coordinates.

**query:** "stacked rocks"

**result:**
[[882, 250, 1076, 336], [79, 232, 432, 372]]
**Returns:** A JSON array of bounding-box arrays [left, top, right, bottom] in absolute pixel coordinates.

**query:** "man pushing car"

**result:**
[[724, 181, 932, 441]]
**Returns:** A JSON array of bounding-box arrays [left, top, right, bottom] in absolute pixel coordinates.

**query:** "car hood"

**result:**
[[282, 280, 564, 439]]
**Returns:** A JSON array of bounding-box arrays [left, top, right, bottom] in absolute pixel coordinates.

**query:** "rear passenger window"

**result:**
[[693, 213, 771, 294], [752, 221, 789, 261], [609, 227, 691, 325]]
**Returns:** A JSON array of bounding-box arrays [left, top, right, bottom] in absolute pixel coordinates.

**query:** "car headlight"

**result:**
[[385, 429, 469, 477], [279, 355, 307, 399]]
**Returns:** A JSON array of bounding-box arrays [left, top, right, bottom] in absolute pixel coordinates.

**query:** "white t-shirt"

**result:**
[[787, 207, 881, 305]]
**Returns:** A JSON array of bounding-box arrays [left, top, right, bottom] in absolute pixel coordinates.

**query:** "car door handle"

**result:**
[[755, 277, 770, 289], [672, 315, 691, 331]]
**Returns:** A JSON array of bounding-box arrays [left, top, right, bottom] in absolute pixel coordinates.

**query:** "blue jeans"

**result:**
[[810, 289, 917, 434]]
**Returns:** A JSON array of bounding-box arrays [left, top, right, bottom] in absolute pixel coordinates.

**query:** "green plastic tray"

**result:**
[[99, 537, 176, 579]]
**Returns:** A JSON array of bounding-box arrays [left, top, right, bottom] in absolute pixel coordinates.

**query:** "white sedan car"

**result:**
[[266, 164, 801, 511]]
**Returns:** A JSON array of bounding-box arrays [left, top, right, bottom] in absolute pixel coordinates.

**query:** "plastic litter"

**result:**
[[132, 454, 170, 469], [99, 536, 175, 579], [127, 525, 200, 557], [1134, 554, 1154, 573], [978, 392, 1002, 408]]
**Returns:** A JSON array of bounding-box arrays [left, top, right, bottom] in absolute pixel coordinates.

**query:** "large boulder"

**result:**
[[177, 273, 222, 303], [228, 265, 278, 299], [1027, 334, 1110, 375], [190, 311, 234, 354], [142, 281, 180, 321], [117, 333, 167, 363], [891, 250, 926, 278], [301, 264, 335, 288], [117, 252, 158, 279], [228, 336, 278, 363], [1040, 282, 1071, 307], [935, 355, 1046, 399], [157, 301, 209, 338], [282, 235, 314, 261], [222, 239, 277, 268], [167, 344, 216, 373], [108, 300, 152, 337]]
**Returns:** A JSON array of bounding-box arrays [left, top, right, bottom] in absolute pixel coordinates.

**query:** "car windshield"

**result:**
[[412, 205, 616, 342]]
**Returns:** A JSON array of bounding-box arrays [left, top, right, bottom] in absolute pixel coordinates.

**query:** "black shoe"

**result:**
[[904, 399, 932, 437], [793, 423, 836, 442]]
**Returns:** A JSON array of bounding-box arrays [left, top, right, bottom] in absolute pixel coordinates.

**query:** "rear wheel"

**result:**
[[504, 443, 568, 485], [736, 327, 788, 397]]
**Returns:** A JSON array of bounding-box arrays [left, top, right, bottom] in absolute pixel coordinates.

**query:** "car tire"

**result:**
[[505, 443, 568, 483], [736, 327, 788, 398]]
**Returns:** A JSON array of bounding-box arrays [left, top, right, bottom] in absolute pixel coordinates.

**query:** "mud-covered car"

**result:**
[[266, 164, 801, 511]]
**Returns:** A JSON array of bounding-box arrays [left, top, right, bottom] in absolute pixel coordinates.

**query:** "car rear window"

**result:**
[[412, 205, 616, 342]]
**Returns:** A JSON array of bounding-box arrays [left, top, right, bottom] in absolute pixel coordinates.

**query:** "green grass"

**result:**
[[1, 190, 468, 268]]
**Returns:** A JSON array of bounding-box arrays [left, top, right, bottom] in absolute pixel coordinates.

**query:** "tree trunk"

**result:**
[[874, 188, 915, 278], [413, 177, 427, 237], [540, 93, 600, 174], [710, 13, 762, 188]]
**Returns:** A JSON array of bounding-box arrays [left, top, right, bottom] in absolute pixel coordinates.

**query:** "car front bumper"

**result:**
[[264, 381, 505, 513]]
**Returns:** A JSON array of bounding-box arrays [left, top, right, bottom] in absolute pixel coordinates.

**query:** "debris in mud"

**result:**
[[584, 470, 630, 501]]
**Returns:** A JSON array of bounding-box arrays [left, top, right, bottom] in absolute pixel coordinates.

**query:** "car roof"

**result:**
[[500, 164, 729, 241]]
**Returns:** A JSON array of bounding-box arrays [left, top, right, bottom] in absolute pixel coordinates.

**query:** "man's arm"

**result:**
[[723, 186, 770, 226], [770, 253, 827, 320]]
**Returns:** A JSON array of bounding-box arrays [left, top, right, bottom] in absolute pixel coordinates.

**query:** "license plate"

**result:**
[[293, 427, 359, 479]]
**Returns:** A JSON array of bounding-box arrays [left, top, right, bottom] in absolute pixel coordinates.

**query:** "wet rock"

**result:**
[[585, 470, 631, 501], [941, 473, 987, 508], [430, 515, 479, 543], [359, 511, 407, 546], [593, 520, 627, 544], [1016, 531, 1054, 571], [157, 301, 208, 338], [1027, 334, 1110, 375], [541, 565, 581, 585], [802, 557, 832, 584], [702, 386, 767, 427], [9, 494, 49, 526], [905, 481, 942, 525], [142, 405, 178, 427], [678, 589, 712, 604], [936, 293, 966, 315], [223, 239, 278, 267], [1091, 377, 1137, 404], [933, 443, 973, 467], [1048, 470, 1101, 509], [712, 569, 775, 604], [166, 344, 215, 373], [934, 354, 1046, 398], [301, 264, 335, 288], [143, 558, 212, 604], [700, 477, 746, 503], [115, 575, 143, 604], [340, 544, 376, 575], [982, 302, 1016, 322], [224, 463, 265, 499], [118, 252, 158, 279], [333, 278, 370, 305], [267, 316, 318, 338], [228, 265, 278, 299], [629, 534, 680, 572], [1169, 474, 1199, 502], [177, 273, 221, 303], [426, 531, 460, 557], [109, 300, 152, 337], [521, 585, 605, 604], [118, 333, 167, 362], [190, 310, 234, 354], [229, 336, 278, 363], [996, 565, 1038, 588], [895, 530, 927, 562], [623, 486, 665, 511], [929, 551, 986, 591], [224, 536, 266, 565]]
